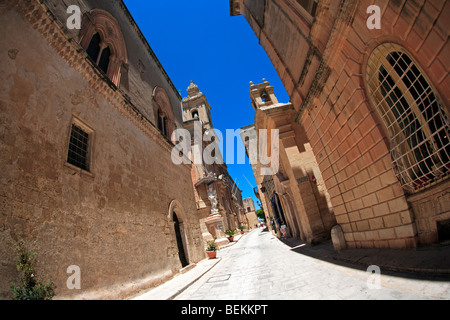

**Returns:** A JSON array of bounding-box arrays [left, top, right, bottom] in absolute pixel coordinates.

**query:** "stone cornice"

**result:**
[[118, 1, 182, 101], [259, 102, 295, 116]]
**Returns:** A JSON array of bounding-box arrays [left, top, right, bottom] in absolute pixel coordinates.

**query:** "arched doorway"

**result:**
[[280, 192, 301, 239], [168, 200, 190, 268], [173, 212, 188, 268]]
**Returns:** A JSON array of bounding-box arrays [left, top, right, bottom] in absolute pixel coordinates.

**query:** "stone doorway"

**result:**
[[173, 212, 189, 268], [437, 219, 450, 243]]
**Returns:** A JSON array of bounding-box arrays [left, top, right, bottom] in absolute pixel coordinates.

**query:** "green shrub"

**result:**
[[206, 240, 218, 252], [10, 239, 55, 300], [225, 229, 236, 236]]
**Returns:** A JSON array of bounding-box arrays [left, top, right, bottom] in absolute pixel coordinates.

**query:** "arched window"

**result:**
[[153, 87, 175, 140], [157, 109, 168, 137], [86, 32, 111, 74], [80, 10, 127, 87], [98, 46, 111, 74], [192, 110, 199, 120], [366, 43, 450, 192], [86, 33, 101, 62]]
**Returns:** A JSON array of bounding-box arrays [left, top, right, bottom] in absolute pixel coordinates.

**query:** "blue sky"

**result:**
[[123, 0, 289, 209]]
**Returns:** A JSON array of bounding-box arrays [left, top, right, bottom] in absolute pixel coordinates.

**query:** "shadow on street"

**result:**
[[278, 236, 450, 282]]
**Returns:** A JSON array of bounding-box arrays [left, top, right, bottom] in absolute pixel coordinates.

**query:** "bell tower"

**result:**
[[249, 78, 279, 110], [182, 80, 213, 130]]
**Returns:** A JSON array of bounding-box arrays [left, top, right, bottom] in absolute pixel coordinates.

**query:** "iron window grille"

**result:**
[[366, 43, 450, 193], [67, 124, 90, 171]]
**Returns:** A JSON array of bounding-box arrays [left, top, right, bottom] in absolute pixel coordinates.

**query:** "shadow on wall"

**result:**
[[306, 169, 336, 243]]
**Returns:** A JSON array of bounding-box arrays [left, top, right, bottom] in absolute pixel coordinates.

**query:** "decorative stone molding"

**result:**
[[13, 0, 181, 158], [118, 1, 182, 101], [168, 199, 187, 222], [79, 9, 128, 86]]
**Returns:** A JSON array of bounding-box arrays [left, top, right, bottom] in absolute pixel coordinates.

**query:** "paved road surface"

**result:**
[[175, 229, 450, 300]]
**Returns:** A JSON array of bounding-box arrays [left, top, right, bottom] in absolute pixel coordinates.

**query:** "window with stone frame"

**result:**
[[157, 108, 168, 137], [295, 0, 319, 17], [86, 32, 101, 62], [153, 87, 175, 140], [86, 33, 112, 74], [79, 9, 128, 87], [67, 119, 94, 172], [97, 46, 111, 74], [366, 43, 450, 193]]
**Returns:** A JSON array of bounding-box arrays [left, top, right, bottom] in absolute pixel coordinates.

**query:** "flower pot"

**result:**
[[228, 236, 234, 242], [206, 251, 217, 259]]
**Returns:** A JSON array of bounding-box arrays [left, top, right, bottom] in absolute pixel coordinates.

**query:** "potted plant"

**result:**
[[206, 240, 218, 259], [239, 225, 246, 234], [225, 229, 236, 242]]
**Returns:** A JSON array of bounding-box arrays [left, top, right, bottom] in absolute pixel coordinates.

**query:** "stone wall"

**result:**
[[0, 0, 204, 299], [236, 0, 450, 249], [243, 197, 259, 228], [408, 184, 450, 244], [299, 0, 449, 249]]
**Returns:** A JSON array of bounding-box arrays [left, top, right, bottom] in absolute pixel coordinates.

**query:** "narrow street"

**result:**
[[175, 229, 450, 300]]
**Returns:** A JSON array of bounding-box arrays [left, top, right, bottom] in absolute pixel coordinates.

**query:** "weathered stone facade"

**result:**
[[241, 81, 336, 242], [233, 0, 450, 249], [243, 197, 259, 228], [181, 81, 246, 246], [0, 0, 205, 299]]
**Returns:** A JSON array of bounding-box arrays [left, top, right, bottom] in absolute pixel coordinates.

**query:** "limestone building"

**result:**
[[233, 0, 450, 249], [181, 81, 246, 246], [241, 81, 336, 242], [0, 0, 206, 299], [243, 197, 259, 228]]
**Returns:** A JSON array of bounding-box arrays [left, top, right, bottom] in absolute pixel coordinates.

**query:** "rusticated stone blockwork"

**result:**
[[233, 0, 449, 249], [0, 0, 204, 299]]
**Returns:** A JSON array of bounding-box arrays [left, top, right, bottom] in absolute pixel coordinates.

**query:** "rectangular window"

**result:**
[[295, 0, 318, 17], [67, 121, 92, 172]]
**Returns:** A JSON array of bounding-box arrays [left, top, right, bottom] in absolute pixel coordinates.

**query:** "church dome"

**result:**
[[187, 80, 200, 97]]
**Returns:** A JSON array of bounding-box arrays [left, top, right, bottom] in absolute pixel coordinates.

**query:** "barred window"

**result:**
[[67, 120, 93, 172], [366, 43, 450, 193]]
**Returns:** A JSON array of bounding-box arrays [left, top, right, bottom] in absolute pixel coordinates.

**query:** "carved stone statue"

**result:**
[[208, 185, 219, 214]]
